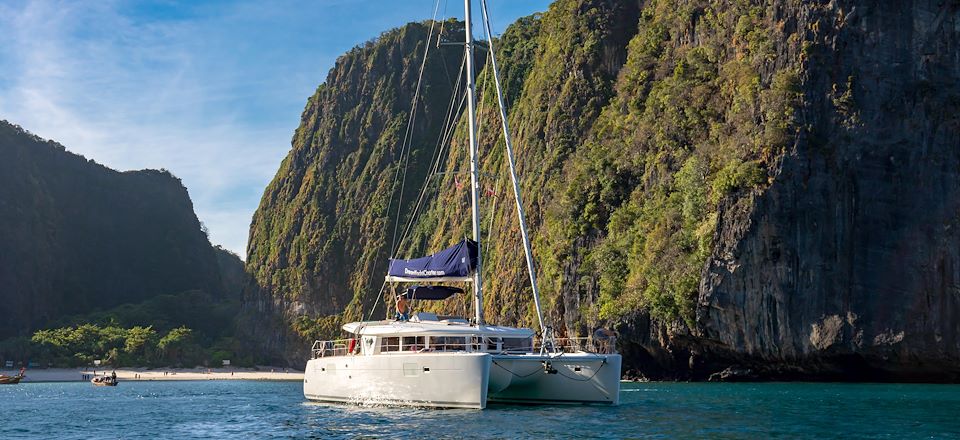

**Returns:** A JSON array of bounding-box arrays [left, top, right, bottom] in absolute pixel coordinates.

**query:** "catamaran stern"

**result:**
[[488, 353, 621, 405]]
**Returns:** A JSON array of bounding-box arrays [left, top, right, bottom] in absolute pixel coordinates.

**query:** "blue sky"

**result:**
[[0, 0, 552, 257]]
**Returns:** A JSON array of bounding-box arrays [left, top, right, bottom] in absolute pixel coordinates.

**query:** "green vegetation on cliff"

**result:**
[[546, 0, 800, 327], [243, 21, 472, 351], [245, 0, 801, 359]]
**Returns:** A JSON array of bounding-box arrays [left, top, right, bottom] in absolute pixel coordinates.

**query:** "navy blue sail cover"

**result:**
[[403, 285, 463, 300], [388, 239, 478, 280]]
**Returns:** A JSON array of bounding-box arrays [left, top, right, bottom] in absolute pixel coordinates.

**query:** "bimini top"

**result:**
[[342, 320, 534, 338], [386, 239, 478, 282], [402, 285, 463, 300]]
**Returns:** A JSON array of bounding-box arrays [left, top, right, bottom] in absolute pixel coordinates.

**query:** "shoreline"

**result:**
[[2, 367, 304, 383], [8, 370, 957, 385]]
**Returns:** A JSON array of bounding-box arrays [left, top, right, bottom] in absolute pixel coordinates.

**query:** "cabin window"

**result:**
[[402, 336, 425, 351], [430, 336, 467, 351], [381, 337, 400, 352], [502, 337, 533, 352], [485, 337, 501, 352]]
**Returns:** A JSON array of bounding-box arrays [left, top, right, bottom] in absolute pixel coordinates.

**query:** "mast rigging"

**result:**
[[463, 0, 484, 325]]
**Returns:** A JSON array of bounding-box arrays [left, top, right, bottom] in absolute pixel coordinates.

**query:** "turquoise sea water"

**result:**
[[3, 380, 959, 439]]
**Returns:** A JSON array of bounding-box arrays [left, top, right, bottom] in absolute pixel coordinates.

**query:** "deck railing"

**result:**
[[311, 339, 352, 358], [311, 336, 618, 358], [534, 337, 618, 355]]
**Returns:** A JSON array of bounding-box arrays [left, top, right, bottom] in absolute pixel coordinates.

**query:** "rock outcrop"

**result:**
[[0, 121, 226, 339], [694, 0, 960, 381]]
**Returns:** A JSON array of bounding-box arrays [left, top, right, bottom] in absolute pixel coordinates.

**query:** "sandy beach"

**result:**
[[2, 367, 303, 383]]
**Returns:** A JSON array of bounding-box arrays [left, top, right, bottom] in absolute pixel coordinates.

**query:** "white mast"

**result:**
[[463, 0, 484, 325], [478, 0, 545, 333]]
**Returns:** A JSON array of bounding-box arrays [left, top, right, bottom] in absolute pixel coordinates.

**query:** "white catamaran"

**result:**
[[303, 0, 622, 409]]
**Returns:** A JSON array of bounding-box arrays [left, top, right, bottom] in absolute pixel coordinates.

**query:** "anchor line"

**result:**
[[491, 360, 546, 378], [554, 361, 607, 383], [492, 360, 607, 382]]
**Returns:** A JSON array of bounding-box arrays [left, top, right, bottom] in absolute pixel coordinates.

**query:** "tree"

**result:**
[[158, 326, 196, 366], [124, 326, 158, 363]]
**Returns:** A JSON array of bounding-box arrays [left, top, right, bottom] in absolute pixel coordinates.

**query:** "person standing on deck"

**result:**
[[593, 327, 619, 354], [395, 294, 410, 321]]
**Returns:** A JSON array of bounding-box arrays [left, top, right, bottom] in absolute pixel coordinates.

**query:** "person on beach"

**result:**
[[395, 294, 410, 321]]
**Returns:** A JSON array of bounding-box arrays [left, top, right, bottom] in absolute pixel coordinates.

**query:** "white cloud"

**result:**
[[0, 0, 299, 258]]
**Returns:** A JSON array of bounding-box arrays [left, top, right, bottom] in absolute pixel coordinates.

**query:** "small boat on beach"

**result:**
[[91, 375, 118, 386], [0, 368, 26, 385]]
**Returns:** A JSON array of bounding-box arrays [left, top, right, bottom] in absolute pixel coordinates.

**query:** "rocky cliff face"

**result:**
[[692, 0, 960, 381], [247, 0, 960, 380], [0, 121, 226, 338], [242, 22, 469, 362]]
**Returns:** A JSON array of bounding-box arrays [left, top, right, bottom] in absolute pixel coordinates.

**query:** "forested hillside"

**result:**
[[0, 121, 249, 367], [246, 0, 960, 381]]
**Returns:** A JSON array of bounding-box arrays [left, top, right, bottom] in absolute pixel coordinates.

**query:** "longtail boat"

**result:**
[[0, 368, 26, 384]]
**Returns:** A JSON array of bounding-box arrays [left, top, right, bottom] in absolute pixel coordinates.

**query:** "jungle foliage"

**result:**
[[0, 290, 252, 368]]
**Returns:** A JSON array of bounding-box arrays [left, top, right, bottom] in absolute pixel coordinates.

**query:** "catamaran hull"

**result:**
[[304, 352, 491, 409], [487, 353, 621, 405], [304, 352, 620, 408]]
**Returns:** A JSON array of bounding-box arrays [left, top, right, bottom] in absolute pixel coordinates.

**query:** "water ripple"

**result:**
[[2, 381, 960, 439]]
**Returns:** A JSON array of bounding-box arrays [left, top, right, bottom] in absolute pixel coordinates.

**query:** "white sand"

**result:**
[[2, 367, 303, 383]]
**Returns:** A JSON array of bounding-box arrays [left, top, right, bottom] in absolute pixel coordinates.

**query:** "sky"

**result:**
[[0, 0, 552, 258]]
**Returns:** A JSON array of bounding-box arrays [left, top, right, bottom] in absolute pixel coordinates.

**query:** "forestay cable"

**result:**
[[368, 0, 443, 321], [388, 0, 444, 257]]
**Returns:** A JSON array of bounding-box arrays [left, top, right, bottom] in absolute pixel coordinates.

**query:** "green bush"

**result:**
[[542, 0, 799, 326]]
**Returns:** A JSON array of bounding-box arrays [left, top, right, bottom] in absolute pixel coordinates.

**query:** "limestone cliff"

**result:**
[[691, 0, 960, 381], [246, 0, 960, 381], [242, 22, 469, 362], [0, 121, 226, 339]]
